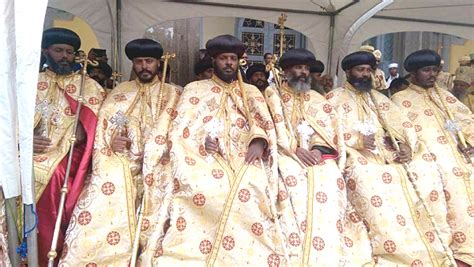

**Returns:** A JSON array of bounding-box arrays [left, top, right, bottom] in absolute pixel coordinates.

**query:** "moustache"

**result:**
[[139, 70, 152, 75]]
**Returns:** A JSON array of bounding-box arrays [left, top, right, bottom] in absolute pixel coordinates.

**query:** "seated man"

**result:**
[[60, 38, 182, 265], [34, 27, 104, 265], [392, 49, 474, 266], [327, 51, 455, 265], [264, 48, 372, 266], [139, 35, 288, 266]]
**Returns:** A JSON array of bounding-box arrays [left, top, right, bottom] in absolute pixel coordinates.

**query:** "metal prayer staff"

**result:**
[[47, 58, 99, 266]]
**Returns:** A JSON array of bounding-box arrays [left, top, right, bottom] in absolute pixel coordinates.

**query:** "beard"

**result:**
[[287, 73, 312, 92], [214, 66, 237, 83], [137, 69, 155, 83], [253, 79, 269, 91], [46, 54, 74, 75], [348, 75, 372, 92]]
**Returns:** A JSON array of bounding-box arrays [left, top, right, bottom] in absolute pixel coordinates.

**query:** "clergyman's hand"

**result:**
[[245, 138, 266, 163], [111, 135, 131, 153], [395, 143, 412, 163], [295, 147, 321, 167], [205, 136, 220, 154], [458, 143, 474, 157], [363, 134, 376, 150], [33, 135, 52, 154]]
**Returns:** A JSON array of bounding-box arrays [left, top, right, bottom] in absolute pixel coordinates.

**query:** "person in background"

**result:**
[[245, 63, 269, 92], [386, 77, 409, 97], [436, 59, 454, 90], [386, 62, 399, 87], [88, 48, 108, 63], [321, 74, 334, 94], [264, 52, 275, 85], [309, 60, 325, 95], [360, 45, 387, 91], [194, 55, 214, 81], [87, 61, 113, 89], [452, 74, 473, 111]]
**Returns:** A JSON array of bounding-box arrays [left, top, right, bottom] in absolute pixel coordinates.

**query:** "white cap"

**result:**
[[388, 63, 398, 69]]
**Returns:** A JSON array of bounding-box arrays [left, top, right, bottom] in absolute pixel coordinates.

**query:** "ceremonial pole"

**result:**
[[47, 58, 98, 266]]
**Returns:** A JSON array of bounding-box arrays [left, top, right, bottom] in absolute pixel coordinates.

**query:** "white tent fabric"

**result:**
[[0, 0, 48, 204], [47, 0, 473, 79]]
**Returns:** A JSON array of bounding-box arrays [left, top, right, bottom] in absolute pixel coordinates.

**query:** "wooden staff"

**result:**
[[368, 86, 456, 267], [129, 52, 176, 266], [47, 58, 98, 266]]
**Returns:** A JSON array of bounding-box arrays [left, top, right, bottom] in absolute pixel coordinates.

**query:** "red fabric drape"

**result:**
[[36, 94, 98, 266]]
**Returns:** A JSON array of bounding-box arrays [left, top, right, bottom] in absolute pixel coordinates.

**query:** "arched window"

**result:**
[[237, 18, 305, 64]]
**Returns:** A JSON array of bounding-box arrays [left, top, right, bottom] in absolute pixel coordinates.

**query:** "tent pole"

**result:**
[[116, 0, 122, 80], [5, 197, 20, 266], [26, 168, 39, 266], [25, 203, 38, 266], [327, 15, 335, 76]]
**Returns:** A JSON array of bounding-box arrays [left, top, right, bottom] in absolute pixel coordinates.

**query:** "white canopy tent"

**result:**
[[0, 0, 472, 264], [47, 0, 474, 79]]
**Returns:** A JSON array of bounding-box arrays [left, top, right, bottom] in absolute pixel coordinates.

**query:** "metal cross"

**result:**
[[110, 110, 129, 130], [445, 119, 461, 133], [35, 99, 55, 137]]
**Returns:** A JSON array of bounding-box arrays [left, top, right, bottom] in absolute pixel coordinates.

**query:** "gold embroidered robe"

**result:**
[[34, 69, 104, 199], [392, 84, 474, 265], [326, 83, 454, 266], [59, 77, 181, 265], [34, 69, 104, 265], [139, 76, 288, 266], [264, 84, 373, 266]]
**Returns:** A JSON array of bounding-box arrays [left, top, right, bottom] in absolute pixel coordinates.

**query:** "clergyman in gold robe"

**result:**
[[34, 28, 105, 266], [264, 48, 372, 266], [392, 49, 474, 266], [139, 35, 288, 266], [327, 51, 455, 265], [60, 39, 182, 265]]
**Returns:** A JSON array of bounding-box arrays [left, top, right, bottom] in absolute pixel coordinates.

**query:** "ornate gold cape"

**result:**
[[34, 70, 104, 198], [59, 77, 181, 265], [326, 82, 454, 266], [264, 84, 373, 266], [139, 76, 288, 266], [392, 84, 474, 265]]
